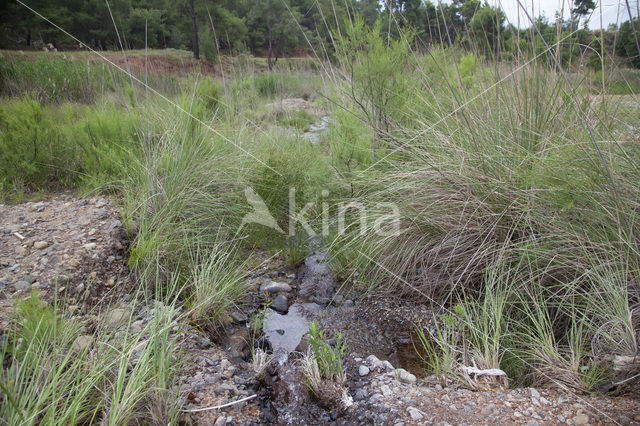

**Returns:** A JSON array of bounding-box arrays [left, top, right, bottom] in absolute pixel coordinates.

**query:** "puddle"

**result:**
[[263, 303, 323, 361], [302, 116, 330, 144]]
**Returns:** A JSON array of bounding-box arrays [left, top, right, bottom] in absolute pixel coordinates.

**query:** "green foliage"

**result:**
[[617, 18, 640, 68], [199, 28, 219, 65], [195, 75, 223, 110], [336, 16, 411, 137], [0, 96, 137, 195], [308, 321, 346, 381], [458, 52, 478, 86]]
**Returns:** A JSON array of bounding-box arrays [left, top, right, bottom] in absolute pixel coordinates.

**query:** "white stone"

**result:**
[[358, 365, 370, 376]]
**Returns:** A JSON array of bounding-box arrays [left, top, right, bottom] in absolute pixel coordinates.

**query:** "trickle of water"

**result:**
[[263, 303, 323, 361], [302, 116, 330, 144]]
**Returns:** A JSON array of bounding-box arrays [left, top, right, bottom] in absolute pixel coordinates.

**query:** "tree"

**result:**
[[246, 0, 307, 70], [189, 0, 199, 58], [617, 18, 640, 68]]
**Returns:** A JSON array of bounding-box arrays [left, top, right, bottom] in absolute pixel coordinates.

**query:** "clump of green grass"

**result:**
[[0, 289, 183, 424], [328, 19, 639, 393], [302, 322, 346, 397]]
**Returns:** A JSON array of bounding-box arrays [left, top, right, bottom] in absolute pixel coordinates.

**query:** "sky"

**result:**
[[494, 0, 639, 29]]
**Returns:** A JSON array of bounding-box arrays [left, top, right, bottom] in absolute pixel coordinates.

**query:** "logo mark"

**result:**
[[240, 187, 283, 233]]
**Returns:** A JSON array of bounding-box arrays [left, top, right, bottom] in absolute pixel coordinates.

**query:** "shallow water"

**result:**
[[263, 303, 323, 360]]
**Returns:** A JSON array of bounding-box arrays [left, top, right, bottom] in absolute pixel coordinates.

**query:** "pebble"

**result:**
[[480, 404, 495, 415], [354, 388, 368, 401], [380, 384, 392, 396], [214, 416, 226, 426], [359, 365, 370, 376], [271, 295, 288, 313], [572, 414, 589, 425], [529, 387, 541, 398], [34, 241, 49, 249], [13, 280, 30, 291], [395, 368, 417, 384], [83, 243, 96, 250], [344, 299, 354, 307], [260, 281, 292, 294], [407, 407, 424, 420]]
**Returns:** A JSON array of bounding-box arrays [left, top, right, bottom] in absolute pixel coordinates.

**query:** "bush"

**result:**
[[0, 97, 137, 195]]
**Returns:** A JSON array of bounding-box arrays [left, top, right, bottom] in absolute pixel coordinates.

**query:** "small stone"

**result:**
[[131, 320, 145, 334], [380, 384, 392, 396], [230, 311, 247, 324], [72, 335, 93, 352], [366, 354, 380, 365], [529, 387, 541, 398], [214, 416, 226, 426], [513, 411, 523, 418], [260, 281, 292, 294], [354, 388, 368, 401], [395, 368, 417, 384], [407, 407, 423, 420], [220, 358, 231, 370], [271, 295, 288, 313], [105, 308, 127, 329], [34, 241, 49, 250], [540, 397, 550, 405], [480, 404, 495, 415], [557, 415, 566, 423], [13, 280, 30, 291], [526, 421, 540, 426], [572, 414, 589, 425], [83, 243, 96, 250], [344, 300, 354, 307], [359, 365, 370, 376]]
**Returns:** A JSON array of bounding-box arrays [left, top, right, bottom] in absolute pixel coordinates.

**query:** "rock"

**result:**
[[83, 243, 96, 250], [300, 252, 335, 304], [557, 415, 566, 423], [407, 407, 424, 420], [13, 280, 30, 291], [33, 241, 49, 250], [229, 328, 250, 361], [529, 387, 541, 398], [480, 404, 495, 415], [105, 308, 127, 329], [72, 335, 94, 352], [220, 358, 231, 370], [131, 320, 145, 334], [366, 354, 380, 365], [572, 414, 589, 425], [380, 384, 392, 396], [354, 388, 368, 401], [526, 421, 540, 426], [395, 368, 417, 384], [230, 311, 247, 324], [260, 281, 292, 294], [214, 416, 226, 426], [344, 299, 354, 308], [271, 295, 288, 313], [359, 365, 370, 376]]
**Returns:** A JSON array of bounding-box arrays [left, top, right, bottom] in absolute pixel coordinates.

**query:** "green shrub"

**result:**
[[0, 96, 137, 196]]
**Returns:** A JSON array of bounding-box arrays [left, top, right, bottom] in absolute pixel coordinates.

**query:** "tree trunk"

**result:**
[[190, 0, 199, 59], [267, 23, 273, 71]]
